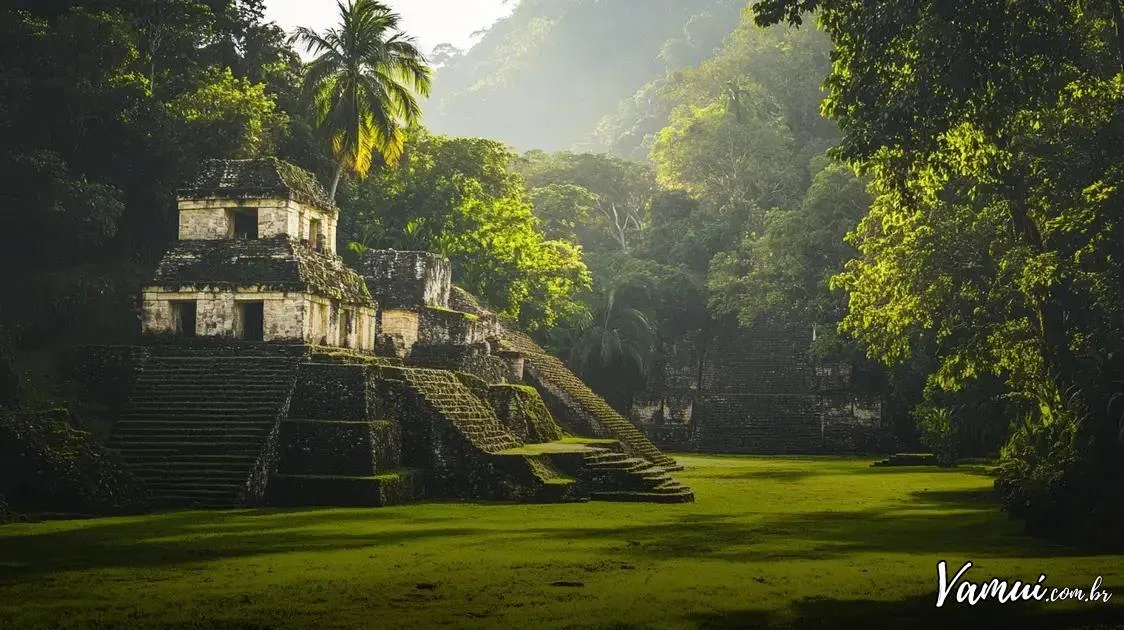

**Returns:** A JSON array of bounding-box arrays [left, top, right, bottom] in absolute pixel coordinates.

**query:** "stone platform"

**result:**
[[84, 340, 693, 508]]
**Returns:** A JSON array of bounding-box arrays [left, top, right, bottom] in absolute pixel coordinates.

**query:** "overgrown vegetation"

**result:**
[[0, 408, 143, 517], [752, 0, 1124, 548]]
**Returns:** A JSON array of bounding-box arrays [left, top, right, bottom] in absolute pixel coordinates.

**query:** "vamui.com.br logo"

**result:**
[[936, 561, 1113, 607]]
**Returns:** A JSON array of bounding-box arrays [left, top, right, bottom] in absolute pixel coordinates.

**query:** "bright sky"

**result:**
[[263, 0, 515, 56]]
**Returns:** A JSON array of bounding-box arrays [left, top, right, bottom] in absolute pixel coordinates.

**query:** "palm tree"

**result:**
[[290, 0, 431, 200], [570, 286, 657, 379], [554, 273, 659, 411]]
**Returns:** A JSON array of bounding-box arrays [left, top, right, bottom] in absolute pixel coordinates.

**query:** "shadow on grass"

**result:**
[[853, 465, 997, 478], [519, 487, 1105, 563], [912, 488, 999, 506], [689, 592, 1124, 629], [685, 469, 820, 482], [680, 462, 995, 483], [0, 473, 1109, 587], [0, 507, 487, 582]]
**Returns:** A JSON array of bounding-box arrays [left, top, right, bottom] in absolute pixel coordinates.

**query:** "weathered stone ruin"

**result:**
[[142, 158, 377, 349], [631, 320, 883, 454], [78, 158, 692, 508]]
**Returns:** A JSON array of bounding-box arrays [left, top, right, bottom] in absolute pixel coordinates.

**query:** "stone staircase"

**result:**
[[582, 447, 694, 503], [872, 453, 937, 467], [522, 352, 680, 470], [106, 355, 299, 508], [448, 286, 681, 471], [401, 368, 523, 454]]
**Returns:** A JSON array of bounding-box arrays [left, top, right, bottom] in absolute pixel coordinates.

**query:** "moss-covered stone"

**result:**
[[455, 371, 490, 399], [523, 352, 678, 470], [151, 236, 372, 304], [448, 285, 681, 471], [487, 383, 564, 443], [276, 419, 401, 476], [264, 469, 425, 507], [288, 362, 370, 420], [406, 343, 509, 384], [360, 250, 451, 309], [309, 348, 401, 367], [179, 158, 336, 214]]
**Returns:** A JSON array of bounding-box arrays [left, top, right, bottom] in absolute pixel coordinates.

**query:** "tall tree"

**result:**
[[290, 0, 431, 199], [752, 0, 1124, 546], [340, 131, 590, 330]]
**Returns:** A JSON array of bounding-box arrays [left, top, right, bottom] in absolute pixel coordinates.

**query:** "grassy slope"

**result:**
[[0, 456, 1121, 629]]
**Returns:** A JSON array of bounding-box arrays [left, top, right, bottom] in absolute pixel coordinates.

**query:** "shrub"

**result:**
[[914, 404, 957, 467], [995, 409, 1124, 550], [0, 407, 145, 515]]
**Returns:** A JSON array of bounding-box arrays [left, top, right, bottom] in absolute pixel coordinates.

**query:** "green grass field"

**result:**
[[1, 455, 1122, 629]]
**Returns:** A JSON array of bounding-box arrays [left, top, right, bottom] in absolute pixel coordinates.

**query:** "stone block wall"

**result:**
[[141, 289, 376, 350], [700, 322, 815, 395], [262, 296, 307, 340], [288, 362, 372, 420], [380, 308, 419, 351], [361, 250, 451, 309], [418, 307, 488, 346], [633, 319, 884, 454], [629, 330, 700, 427], [276, 419, 400, 475], [142, 289, 301, 339], [177, 197, 338, 254], [406, 343, 509, 384]]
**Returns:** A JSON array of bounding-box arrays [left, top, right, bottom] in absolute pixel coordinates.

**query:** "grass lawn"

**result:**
[[1, 455, 1122, 629]]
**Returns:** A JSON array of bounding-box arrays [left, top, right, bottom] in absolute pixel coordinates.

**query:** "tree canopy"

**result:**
[[753, 0, 1124, 547], [340, 131, 589, 330]]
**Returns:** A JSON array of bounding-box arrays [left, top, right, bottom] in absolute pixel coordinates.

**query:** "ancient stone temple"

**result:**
[[631, 320, 883, 454], [141, 158, 377, 349], [77, 158, 691, 508]]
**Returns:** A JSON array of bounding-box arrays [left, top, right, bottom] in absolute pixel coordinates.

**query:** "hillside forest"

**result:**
[[2, 0, 1124, 549]]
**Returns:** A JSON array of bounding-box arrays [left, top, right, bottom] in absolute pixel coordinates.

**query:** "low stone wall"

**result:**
[[264, 469, 426, 507], [288, 362, 372, 419], [361, 250, 451, 309], [406, 343, 509, 384], [276, 419, 401, 475]]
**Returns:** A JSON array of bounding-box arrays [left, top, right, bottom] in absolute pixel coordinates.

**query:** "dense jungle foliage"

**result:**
[[751, 0, 1124, 547]]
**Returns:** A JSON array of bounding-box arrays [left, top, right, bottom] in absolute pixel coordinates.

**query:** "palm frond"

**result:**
[[296, 0, 430, 183]]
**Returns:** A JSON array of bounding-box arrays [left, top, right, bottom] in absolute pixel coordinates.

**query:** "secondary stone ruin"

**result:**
[[631, 320, 883, 454], [77, 158, 692, 508]]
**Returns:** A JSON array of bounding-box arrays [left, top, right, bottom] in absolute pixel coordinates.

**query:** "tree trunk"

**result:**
[[1111, 0, 1124, 75], [1007, 195, 1089, 417], [329, 162, 344, 202]]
